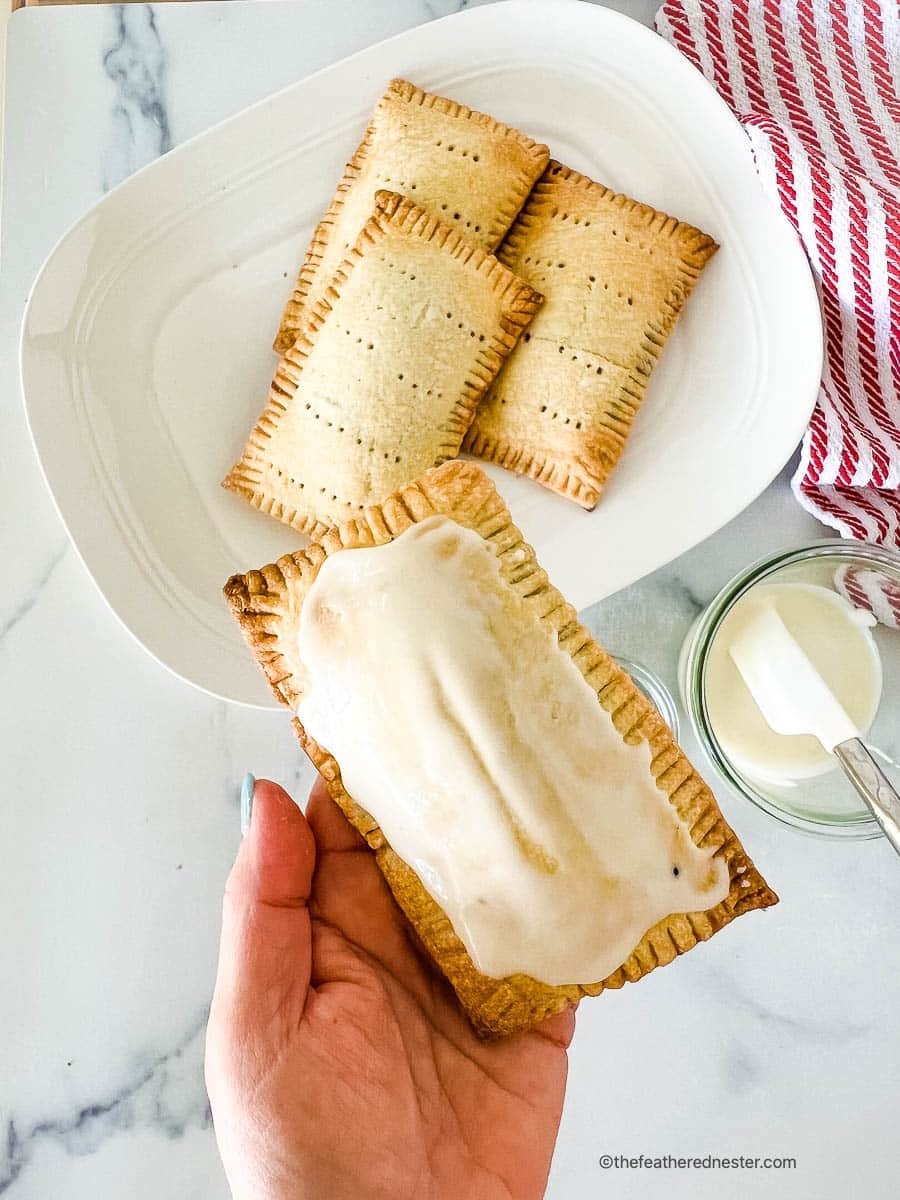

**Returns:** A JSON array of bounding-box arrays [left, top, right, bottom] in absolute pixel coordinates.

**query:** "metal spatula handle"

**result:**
[[834, 739, 900, 857]]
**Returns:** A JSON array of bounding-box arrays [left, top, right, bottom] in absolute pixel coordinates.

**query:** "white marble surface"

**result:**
[[1, 3, 898, 1198]]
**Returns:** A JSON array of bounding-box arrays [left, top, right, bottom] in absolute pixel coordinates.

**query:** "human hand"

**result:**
[[205, 777, 574, 1200]]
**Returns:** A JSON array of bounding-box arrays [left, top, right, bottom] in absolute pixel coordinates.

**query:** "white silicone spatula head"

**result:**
[[727, 604, 858, 752], [729, 603, 900, 860]]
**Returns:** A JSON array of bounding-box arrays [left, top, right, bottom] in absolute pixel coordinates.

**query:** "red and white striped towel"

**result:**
[[656, 0, 900, 545]]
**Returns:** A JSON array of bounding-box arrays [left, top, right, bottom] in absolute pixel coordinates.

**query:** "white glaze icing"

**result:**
[[297, 516, 729, 983]]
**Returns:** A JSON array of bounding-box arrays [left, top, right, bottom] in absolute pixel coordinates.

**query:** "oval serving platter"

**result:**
[[21, 0, 822, 708]]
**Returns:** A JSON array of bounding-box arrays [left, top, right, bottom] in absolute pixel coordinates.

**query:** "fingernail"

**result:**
[[240, 772, 255, 836]]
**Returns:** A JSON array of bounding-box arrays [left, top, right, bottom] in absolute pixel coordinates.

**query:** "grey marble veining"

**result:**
[[101, 4, 170, 191], [3, 1016, 210, 1192], [0, 543, 68, 642], [2, 3, 899, 1199]]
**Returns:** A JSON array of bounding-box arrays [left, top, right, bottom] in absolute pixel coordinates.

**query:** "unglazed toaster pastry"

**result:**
[[224, 462, 777, 1038], [274, 78, 550, 353], [224, 193, 542, 538], [464, 161, 719, 509]]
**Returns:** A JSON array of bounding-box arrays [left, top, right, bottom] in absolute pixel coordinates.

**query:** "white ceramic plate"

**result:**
[[21, 0, 822, 709]]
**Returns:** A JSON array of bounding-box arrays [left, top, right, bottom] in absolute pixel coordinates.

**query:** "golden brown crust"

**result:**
[[224, 462, 776, 1037], [274, 78, 550, 354], [224, 193, 542, 538], [464, 160, 719, 509]]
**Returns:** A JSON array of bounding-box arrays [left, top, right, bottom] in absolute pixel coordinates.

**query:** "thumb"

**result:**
[[211, 778, 316, 1034]]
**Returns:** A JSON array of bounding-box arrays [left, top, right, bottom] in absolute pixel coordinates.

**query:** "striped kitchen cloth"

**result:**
[[656, 0, 900, 545]]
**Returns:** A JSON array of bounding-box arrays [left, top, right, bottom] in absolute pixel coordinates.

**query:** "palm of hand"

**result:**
[[207, 780, 573, 1200]]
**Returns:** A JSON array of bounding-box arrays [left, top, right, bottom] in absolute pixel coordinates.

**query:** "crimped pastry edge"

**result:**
[[224, 192, 543, 538], [273, 77, 550, 354], [465, 159, 719, 509], [224, 460, 777, 1036]]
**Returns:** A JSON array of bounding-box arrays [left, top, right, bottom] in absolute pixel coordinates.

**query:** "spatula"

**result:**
[[728, 604, 900, 857]]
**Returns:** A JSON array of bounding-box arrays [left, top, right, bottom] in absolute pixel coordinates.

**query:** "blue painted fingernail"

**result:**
[[240, 773, 255, 836]]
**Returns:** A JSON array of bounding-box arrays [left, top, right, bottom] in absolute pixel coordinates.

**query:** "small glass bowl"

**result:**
[[678, 539, 900, 839]]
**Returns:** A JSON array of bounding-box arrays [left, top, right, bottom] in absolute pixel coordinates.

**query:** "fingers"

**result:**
[[305, 775, 368, 853], [536, 1005, 577, 1050], [210, 780, 316, 1035], [243, 779, 316, 908], [304, 778, 439, 1003]]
